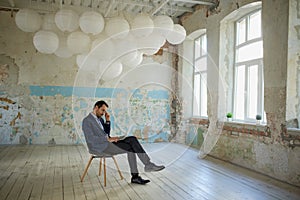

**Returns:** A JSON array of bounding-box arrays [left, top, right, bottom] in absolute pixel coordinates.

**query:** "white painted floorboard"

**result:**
[[0, 143, 299, 200]]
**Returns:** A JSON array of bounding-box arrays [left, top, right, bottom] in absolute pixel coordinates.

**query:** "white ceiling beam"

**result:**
[[120, 0, 152, 8], [173, 0, 215, 6], [120, 0, 193, 13], [150, 0, 170, 15], [164, 5, 193, 13]]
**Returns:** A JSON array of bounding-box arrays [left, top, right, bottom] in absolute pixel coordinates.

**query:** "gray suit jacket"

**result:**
[[82, 113, 109, 155]]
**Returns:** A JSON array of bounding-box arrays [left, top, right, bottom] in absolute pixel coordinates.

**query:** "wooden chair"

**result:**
[[80, 154, 124, 187]]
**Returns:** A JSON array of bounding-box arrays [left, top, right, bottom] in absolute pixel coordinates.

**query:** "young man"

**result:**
[[82, 100, 165, 185]]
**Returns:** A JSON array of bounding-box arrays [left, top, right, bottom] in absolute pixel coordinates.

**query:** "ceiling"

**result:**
[[0, 0, 216, 21]]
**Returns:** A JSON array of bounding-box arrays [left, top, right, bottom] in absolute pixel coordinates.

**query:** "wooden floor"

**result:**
[[0, 143, 299, 200]]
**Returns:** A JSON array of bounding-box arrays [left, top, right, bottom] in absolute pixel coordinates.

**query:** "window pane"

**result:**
[[248, 11, 261, 40], [193, 74, 200, 116], [236, 41, 263, 62], [200, 72, 207, 116], [195, 57, 207, 72], [201, 35, 207, 55], [236, 18, 246, 45], [248, 65, 258, 119], [194, 38, 201, 58], [235, 66, 245, 119]]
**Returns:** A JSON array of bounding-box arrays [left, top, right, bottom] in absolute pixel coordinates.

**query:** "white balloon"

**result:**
[[15, 9, 42, 32], [54, 36, 73, 58], [138, 32, 165, 55], [79, 11, 105, 35], [122, 51, 143, 68], [91, 33, 115, 60], [166, 24, 186, 45], [105, 17, 130, 39], [101, 61, 123, 81], [67, 31, 91, 54], [141, 47, 161, 56], [131, 13, 154, 38], [114, 33, 137, 59], [120, 50, 137, 65], [55, 9, 79, 32], [33, 30, 59, 54], [42, 13, 59, 32], [153, 15, 174, 37]]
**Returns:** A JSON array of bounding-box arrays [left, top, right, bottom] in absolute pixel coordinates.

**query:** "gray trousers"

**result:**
[[102, 136, 151, 175]]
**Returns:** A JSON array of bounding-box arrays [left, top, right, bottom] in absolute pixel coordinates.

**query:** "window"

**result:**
[[193, 34, 207, 117], [233, 10, 265, 122]]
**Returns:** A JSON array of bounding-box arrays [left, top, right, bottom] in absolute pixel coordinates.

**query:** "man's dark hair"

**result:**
[[94, 100, 109, 108]]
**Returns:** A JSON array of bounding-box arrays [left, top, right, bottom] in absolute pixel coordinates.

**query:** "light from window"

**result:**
[[201, 36, 207, 55], [236, 18, 246, 45], [233, 9, 264, 122], [195, 38, 201, 58], [200, 73, 207, 116], [248, 11, 261, 40], [235, 65, 245, 120], [236, 41, 263, 62], [195, 57, 207, 72], [193, 74, 201, 116], [248, 65, 258, 118], [193, 34, 207, 117]]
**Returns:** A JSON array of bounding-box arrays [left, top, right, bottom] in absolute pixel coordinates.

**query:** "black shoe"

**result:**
[[131, 176, 150, 185], [144, 163, 165, 172]]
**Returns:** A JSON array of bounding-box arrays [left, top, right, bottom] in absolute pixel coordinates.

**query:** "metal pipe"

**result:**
[[104, 0, 115, 17], [151, 0, 170, 15], [173, 0, 215, 6]]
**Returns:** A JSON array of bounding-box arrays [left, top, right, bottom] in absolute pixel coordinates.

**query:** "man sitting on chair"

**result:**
[[82, 100, 165, 185]]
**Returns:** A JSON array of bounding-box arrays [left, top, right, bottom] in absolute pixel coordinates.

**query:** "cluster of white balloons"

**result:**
[[15, 8, 186, 81]]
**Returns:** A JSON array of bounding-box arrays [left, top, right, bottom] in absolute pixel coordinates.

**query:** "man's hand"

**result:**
[[108, 136, 119, 142], [105, 112, 110, 122]]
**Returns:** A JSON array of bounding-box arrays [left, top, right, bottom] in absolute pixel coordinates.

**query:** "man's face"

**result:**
[[95, 104, 107, 118]]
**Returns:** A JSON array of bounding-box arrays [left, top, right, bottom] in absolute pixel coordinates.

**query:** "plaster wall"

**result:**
[[180, 0, 300, 186], [0, 11, 173, 145]]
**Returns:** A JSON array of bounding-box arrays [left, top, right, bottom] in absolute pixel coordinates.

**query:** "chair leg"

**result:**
[[99, 158, 102, 176], [103, 157, 106, 187], [80, 155, 94, 182], [112, 156, 124, 180]]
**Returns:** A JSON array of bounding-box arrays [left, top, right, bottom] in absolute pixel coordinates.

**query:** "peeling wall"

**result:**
[[0, 84, 171, 145], [0, 11, 173, 145], [180, 0, 300, 187]]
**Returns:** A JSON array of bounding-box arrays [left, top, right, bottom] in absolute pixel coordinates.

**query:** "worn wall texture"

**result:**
[[180, 0, 300, 187], [0, 11, 174, 145]]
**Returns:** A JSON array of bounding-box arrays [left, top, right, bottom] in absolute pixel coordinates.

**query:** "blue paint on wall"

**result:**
[[29, 86, 122, 98], [29, 86, 170, 100], [148, 90, 169, 99], [131, 89, 143, 99], [80, 101, 88, 109]]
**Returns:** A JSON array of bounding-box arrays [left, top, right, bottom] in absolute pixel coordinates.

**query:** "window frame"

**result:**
[[233, 59, 264, 122], [232, 9, 264, 123], [192, 33, 207, 117]]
